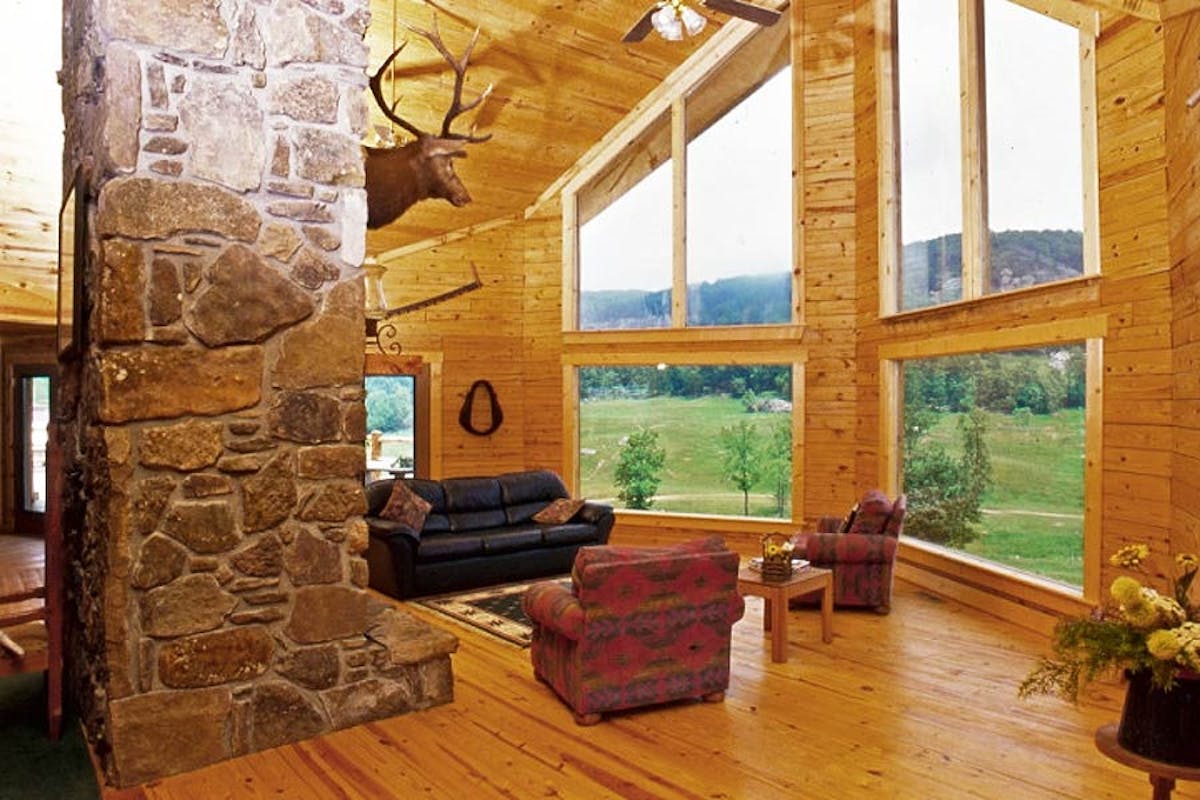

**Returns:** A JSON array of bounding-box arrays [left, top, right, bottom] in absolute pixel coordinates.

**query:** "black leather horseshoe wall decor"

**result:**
[[459, 379, 503, 436]]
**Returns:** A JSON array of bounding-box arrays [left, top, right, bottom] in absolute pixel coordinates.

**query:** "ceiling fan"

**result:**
[[623, 0, 781, 43]]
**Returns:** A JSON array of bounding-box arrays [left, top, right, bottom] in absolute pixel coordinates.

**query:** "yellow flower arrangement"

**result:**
[[762, 539, 794, 559], [1020, 541, 1200, 701]]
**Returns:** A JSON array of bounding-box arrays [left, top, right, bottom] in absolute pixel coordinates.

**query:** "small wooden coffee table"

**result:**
[[737, 564, 833, 663]]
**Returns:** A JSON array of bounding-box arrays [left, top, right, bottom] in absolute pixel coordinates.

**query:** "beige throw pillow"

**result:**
[[532, 498, 585, 524]]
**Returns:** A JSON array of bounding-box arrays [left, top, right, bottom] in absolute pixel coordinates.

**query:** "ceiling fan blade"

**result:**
[[623, 8, 657, 42], [702, 0, 782, 27]]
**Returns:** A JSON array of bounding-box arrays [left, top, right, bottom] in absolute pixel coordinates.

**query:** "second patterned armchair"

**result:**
[[522, 536, 745, 725], [790, 490, 905, 614]]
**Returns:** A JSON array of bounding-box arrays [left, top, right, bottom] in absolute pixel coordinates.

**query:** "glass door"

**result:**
[[13, 367, 53, 535]]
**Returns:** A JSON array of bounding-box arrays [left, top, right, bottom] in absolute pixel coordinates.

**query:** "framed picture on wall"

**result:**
[[57, 168, 85, 359]]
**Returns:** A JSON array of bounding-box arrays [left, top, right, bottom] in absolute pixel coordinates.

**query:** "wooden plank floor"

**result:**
[[0, 533, 46, 621], [104, 579, 1200, 800]]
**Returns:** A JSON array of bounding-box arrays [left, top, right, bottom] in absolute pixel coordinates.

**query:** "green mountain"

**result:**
[[902, 229, 1083, 306], [580, 272, 791, 329], [578, 230, 1082, 327]]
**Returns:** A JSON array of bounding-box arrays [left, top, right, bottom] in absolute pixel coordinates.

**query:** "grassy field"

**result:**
[[907, 408, 1085, 586], [580, 396, 1085, 586], [579, 395, 790, 518]]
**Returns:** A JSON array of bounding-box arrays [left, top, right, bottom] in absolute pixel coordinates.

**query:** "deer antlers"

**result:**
[[368, 15, 493, 143]]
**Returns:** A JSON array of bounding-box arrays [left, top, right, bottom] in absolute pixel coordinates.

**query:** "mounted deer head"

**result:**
[[364, 16, 493, 229]]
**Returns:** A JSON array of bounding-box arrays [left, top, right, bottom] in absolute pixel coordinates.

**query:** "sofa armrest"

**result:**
[[522, 582, 584, 640], [800, 531, 898, 565], [366, 517, 420, 545], [575, 501, 611, 526], [366, 519, 420, 599], [576, 502, 614, 543]]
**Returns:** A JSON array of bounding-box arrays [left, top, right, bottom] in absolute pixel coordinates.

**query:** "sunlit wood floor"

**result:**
[[99, 576, 1200, 800], [0, 533, 46, 622]]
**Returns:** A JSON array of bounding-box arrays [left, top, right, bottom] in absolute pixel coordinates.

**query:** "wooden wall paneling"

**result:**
[[800, 0, 861, 523], [377, 221, 532, 478], [1167, 10, 1200, 558], [851, 6, 1181, 617], [520, 202, 566, 473]]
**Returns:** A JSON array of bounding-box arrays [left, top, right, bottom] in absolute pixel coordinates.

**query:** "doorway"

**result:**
[[12, 366, 53, 536]]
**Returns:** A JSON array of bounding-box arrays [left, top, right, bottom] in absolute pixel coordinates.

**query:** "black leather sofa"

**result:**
[[365, 470, 614, 599]]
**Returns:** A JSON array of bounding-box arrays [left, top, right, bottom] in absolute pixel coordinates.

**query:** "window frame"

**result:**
[[562, 348, 806, 527], [563, 17, 800, 333], [876, 0, 1101, 318], [364, 352, 442, 480], [878, 317, 1104, 611]]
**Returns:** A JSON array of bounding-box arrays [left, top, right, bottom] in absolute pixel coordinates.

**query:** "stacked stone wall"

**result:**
[[60, 0, 455, 787]]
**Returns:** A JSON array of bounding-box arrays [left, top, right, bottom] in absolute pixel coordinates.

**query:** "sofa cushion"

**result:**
[[422, 512, 451, 534], [379, 481, 431, 530], [541, 523, 599, 547], [443, 477, 502, 512], [365, 480, 395, 516], [418, 533, 485, 562], [405, 479, 447, 514], [506, 501, 548, 525], [448, 509, 508, 532], [498, 470, 569, 506], [481, 526, 545, 555], [532, 498, 585, 525]]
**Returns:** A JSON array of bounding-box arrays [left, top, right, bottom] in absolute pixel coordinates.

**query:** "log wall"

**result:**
[[859, 9, 1181, 614], [1167, 12, 1200, 557], [380, 2, 1200, 626], [378, 223, 528, 477]]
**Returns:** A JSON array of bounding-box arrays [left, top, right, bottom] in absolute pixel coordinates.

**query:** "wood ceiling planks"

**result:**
[[1, 0, 1176, 325]]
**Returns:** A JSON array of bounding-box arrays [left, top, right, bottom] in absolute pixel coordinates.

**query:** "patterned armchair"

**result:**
[[521, 536, 745, 725], [789, 490, 906, 614]]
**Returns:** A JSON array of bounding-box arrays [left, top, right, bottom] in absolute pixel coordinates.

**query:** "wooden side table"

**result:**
[[1095, 723, 1200, 800], [736, 565, 833, 663]]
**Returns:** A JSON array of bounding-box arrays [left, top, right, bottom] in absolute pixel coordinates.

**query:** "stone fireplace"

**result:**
[[60, 0, 455, 787]]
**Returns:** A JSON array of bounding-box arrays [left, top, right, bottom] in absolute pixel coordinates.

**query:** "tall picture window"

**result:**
[[577, 364, 794, 519], [898, 344, 1091, 588], [572, 19, 793, 331], [887, 0, 1097, 313]]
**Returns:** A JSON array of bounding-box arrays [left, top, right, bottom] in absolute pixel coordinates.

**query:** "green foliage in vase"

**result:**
[[1020, 545, 1200, 702]]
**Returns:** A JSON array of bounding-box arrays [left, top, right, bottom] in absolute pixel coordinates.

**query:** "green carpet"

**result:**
[[0, 672, 99, 800]]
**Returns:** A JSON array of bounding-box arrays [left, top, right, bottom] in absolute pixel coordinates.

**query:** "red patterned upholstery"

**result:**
[[521, 536, 745, 724], [791, 492, 906, 613]]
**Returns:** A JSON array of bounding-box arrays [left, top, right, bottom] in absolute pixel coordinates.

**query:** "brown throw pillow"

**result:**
[[379, 481, 432, 530], [532, 498, 585, 524]]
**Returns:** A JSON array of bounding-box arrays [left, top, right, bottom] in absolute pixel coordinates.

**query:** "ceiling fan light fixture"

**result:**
[[679, 5, 707, 36], [651, 5, 684, 41]]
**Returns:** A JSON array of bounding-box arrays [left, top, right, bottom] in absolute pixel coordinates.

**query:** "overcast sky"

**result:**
[[580, 2, 1085, 292]]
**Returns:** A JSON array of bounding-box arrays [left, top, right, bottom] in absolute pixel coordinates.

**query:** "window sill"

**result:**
[[562, 324, 808, 355], [612, 508, 794, 534], [897, 536, 1094, 621], [881, 273, 1101, 326]]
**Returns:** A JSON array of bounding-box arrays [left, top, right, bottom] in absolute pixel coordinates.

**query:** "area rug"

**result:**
[[416, 578, 569, 647], [0, 672, 100, 800]]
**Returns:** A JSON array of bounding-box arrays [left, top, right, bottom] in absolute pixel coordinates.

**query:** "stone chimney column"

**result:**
[[60, 0, 455, 787]]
